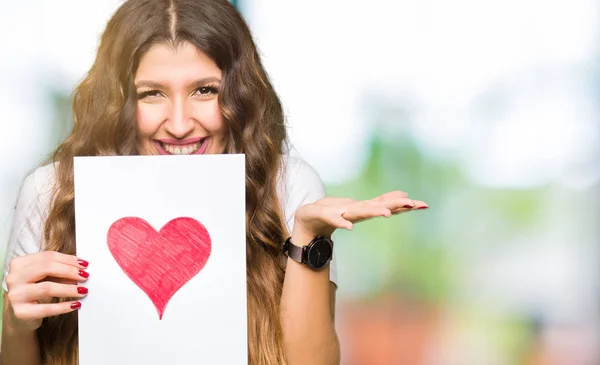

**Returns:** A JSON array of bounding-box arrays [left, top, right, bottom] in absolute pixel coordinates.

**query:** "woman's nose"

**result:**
[[164, 100, 194, 138]]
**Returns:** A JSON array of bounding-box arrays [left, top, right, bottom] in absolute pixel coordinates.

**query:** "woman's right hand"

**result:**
[[4, 251, 89, 333]]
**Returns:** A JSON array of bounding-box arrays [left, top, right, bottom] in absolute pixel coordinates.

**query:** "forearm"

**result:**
[[1, 318, 41, 365], [280, 230, 340, 365]]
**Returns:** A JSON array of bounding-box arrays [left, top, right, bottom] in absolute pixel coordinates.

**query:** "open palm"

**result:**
[[294, 190, 428, 237]]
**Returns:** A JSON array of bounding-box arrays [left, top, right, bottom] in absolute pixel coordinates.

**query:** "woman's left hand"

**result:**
[[293, 190, 428, 238]]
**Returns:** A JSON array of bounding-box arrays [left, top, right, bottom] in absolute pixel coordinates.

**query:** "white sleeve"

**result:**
[[2, 169, 49, 292], [280, 157, 338, 287]]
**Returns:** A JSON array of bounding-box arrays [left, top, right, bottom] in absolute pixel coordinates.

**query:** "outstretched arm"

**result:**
[[280, 190, 427, 365]]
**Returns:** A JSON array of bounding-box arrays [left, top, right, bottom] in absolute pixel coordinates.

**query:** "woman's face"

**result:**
[[134, 41, 227, 155]]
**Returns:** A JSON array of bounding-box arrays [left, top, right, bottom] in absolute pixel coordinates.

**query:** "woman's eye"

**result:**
[[137, 90, 162, 99], [194, 86, 219, 96]]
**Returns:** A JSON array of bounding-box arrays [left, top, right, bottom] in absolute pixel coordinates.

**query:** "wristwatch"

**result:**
[[282, 235, 334, 270]]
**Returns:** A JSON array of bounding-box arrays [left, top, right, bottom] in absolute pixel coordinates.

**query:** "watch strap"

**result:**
[[283, 237, 304, 264]]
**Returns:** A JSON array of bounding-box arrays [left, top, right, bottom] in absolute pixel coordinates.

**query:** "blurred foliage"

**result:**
[[327, 96, 547, 304], [325, 97, 554, 363], [327, 129, 456, 303]]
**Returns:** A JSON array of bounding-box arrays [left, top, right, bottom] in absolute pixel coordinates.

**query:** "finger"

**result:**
[[370, 198, 417, 211], [12, 301, 82, 321], [23, 251, 88, 269], [8, 282, 88, 303], [390, 200, 428, 213], [326, 212, 354, 230], [390, 201, 428, 214], [7, 252, 88, 286], [412, 200, 428, 209], [45, 276, 78, 285], [9, 261, 89, 288], [342, 205, 393, 222]]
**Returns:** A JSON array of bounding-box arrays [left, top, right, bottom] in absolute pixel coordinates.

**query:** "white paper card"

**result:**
[[74, 155, 247, 365]]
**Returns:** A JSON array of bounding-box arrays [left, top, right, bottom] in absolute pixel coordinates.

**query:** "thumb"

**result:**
[[335, 214, 353, 230]]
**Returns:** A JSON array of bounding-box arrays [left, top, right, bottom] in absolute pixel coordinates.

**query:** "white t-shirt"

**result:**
[[2, 155, 337, 291]]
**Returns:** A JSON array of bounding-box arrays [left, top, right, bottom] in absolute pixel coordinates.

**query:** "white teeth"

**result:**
[[161, 141, 203, 155]]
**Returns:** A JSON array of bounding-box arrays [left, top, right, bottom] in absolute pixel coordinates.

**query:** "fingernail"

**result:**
[[77, 287, 89, 295], [77, 259, 89, 268], [418, 206, 429, 210], [78, 270, 89, 279], [71, 301, 82, 310], [403, 204, 415, 209]]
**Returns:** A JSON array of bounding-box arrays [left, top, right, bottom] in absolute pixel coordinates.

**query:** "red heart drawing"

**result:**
[[107, 217, 211, 320]]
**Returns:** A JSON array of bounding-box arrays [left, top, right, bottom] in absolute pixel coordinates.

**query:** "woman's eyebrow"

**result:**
[[135, 80, 165, 89], [135, 77, 221, 89], [188, 77, 222, 88]]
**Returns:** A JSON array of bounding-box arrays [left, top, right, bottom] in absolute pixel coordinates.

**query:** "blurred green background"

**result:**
[[1, 1, 598, 364]]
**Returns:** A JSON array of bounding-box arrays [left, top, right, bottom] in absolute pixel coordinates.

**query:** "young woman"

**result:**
[[1, 0, 427, 364]]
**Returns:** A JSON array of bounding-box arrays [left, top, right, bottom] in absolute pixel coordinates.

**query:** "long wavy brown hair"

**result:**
[[38, 0, 289, 364]]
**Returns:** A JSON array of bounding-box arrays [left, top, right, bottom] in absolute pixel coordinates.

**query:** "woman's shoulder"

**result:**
[[16, 163, 57, 217], [32, 162, 57, 184], [25, 163, 57, 200], [277, 155, 325, 230], [2, 164, 57, 290], [279, 155, 325, 194]]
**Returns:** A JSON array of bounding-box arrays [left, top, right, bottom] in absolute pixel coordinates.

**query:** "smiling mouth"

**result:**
[[156, 138, 210, 155]]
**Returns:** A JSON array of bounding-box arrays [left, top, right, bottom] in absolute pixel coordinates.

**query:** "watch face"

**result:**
[[306, 237, 333, 269]]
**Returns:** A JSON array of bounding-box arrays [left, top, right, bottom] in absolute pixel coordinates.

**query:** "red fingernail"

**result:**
[[77, 259, 89, 268], [78, 270, 89, 279], [77, 287, 88, 295], [71, 302, 81, 310], [403, 204, 415, 209], [418, 206, 429, 210]]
